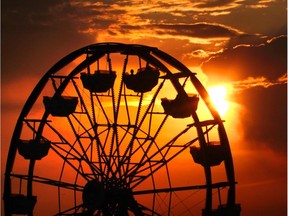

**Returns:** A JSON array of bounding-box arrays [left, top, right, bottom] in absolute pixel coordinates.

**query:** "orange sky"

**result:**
[[1, 0, 287, 215]]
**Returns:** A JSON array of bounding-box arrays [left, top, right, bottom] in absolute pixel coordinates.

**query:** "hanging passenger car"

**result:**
[[17, 139, 51, 160], [7, 194, 37, 214], [161, 94, 199, 118], [80, 70, 116, 93], [123, 66, 160, 93], [190, 142, 226, 167], [43, 96, 78, 117]]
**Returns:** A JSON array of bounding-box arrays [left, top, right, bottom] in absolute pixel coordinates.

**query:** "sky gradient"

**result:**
[[2, 0, 287, 215]]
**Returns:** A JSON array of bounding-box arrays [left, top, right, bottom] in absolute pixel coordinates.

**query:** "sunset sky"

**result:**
[[1, 0, 287, 215]]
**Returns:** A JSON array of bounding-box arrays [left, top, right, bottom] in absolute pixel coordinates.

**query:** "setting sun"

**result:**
[[208, 85, 230, 116]]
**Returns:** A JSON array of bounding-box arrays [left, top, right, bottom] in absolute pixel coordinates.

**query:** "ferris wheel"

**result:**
[[3, 43, 241, 215]]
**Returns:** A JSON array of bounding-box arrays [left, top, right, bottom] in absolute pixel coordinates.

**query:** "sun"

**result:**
[[208, 85, 230, 117]]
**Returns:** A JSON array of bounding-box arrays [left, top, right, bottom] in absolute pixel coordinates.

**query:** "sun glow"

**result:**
[[208, 85, 230, 116]]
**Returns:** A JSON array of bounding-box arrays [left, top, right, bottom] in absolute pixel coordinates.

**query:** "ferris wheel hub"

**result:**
[[82, 178, 133, 213], [82, 180, 106, 210]]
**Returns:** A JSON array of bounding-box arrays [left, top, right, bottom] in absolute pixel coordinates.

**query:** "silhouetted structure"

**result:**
[[43, 96, 78, 116], [123, 66, 160, 93], [81, 70, 116, 92], [161, 94, 199, 118], [4, 43, 240, 215], [18, 139, 51, 160]]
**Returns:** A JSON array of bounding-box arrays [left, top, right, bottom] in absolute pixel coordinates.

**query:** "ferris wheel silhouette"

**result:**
[[4, 43, 241, 215]]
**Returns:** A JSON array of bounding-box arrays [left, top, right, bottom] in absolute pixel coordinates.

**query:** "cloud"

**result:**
[[194, 0, 241, 9], [152, 23, 243, 38], [3, 0, 248, 42], [201, 35, 287, 83], [2, 0, 273, 69], [209, 11, 232, 16], [101, 22, 246, 48], [244, 0, 275, 9], [2, 1, 96, 84], [234, 84, 287, 153], [232, 74, 287, 91]]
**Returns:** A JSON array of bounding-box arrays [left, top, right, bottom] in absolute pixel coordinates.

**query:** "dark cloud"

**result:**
[[2, 0, 123, 35], [178, 33, 266, 67], [244, 0, 278, 9], [234, 84, 287, 154], [201, 35, 287, 82], [51, 2, 125, 30], [2, 0, 66, 28], [152, 23, 241, 38], [194, 0, 236, 8], [2, 25, 94, 83], [137, 11, 186, 24], [1, 1, 95, 84]]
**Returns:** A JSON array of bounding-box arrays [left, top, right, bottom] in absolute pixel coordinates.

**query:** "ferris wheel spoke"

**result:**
[[129, 129, 199, 188], [67, 117, 97, 159], [55, 203, 84, 215], [10, 173, 84, 192], [122, 93, 144, 175], [123, 114, 168, 180], [118, 81, 166, 177], [109, 127, 130, 177], [68, 114, 96, 143], [115, 54, 128, 119], [127, 198, 161, 216], [92, 126, 120, 178], [134, 121, 196, 168], [132, 202, 161, 216], [45, 122, 103, 176], [20, 121, 101, 180], [131, 78, 165, 134], [94, 94, 112, 124], [130, 140, 198, 188], [46, 128, 105, 180], [102, 56, 129, 179], [50, 145, 97, 180], [133, 181, 233, 205], [106, 127, 121, 177], [65, 93, 114, 176], [122, 86, 132, 124], [67, 115, 113, 177], [70, 78, 104, 130]]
